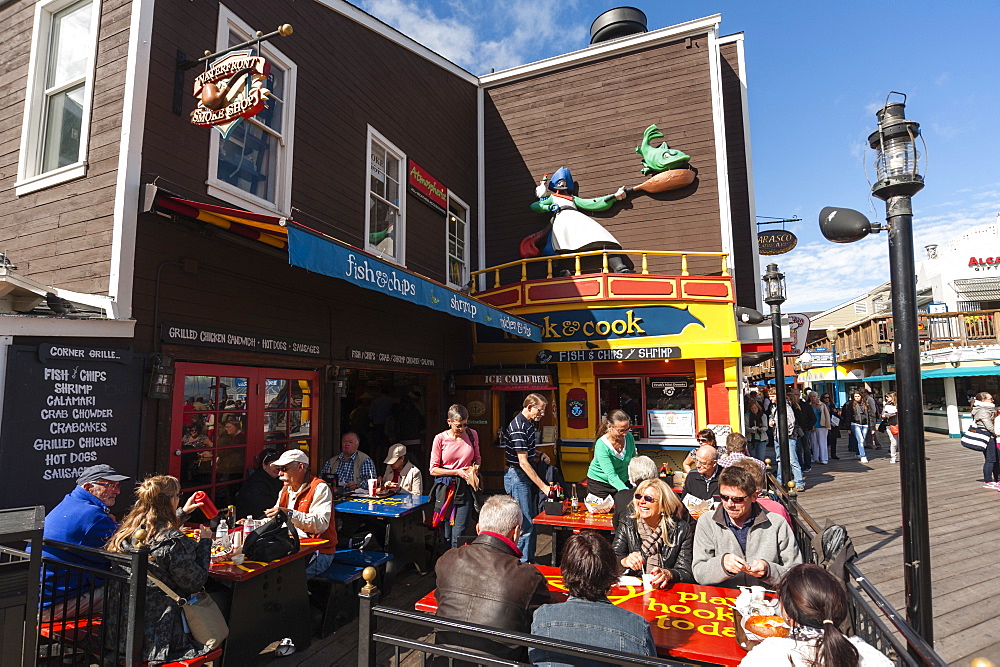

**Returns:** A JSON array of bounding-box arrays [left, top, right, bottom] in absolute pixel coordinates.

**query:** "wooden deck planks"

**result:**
[[790, 431, 1000, 666]]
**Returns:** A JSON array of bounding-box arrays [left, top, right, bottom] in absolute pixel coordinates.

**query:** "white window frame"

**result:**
[[15, 0, 101, 196], [365, 127, 407, 266], [445, 193, 470, 289], [205, 4, 296, 216]]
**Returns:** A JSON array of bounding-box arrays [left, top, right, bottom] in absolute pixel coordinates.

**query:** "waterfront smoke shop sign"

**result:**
[[0, 345, 144, 511], [407, 160, 447, 215], [190, 50, 271, 137], [757, 230, 798, 255], [162, 322, 328, 357]]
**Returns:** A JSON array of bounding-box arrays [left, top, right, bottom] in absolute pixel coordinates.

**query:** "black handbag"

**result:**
[[242, 510, 300, 562]]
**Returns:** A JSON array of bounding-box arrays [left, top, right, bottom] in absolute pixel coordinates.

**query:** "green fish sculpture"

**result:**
[[635, 125, 691, 175]]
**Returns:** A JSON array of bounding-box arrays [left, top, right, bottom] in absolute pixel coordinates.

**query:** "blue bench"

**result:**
[[335, 549, 394, 595], [313, 562, 366, 637]]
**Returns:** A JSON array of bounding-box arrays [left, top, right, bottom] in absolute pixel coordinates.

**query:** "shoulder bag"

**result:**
[[242, 509, 299, 562], [146, 573, 228, 650], [961, 426, 992, 452]]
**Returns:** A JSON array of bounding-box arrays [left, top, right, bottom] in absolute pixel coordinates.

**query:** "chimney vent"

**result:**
[[590, 7, 647, 45], [925, 244, 938, 259]]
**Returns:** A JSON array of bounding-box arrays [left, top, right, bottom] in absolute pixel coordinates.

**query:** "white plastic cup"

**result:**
[[367, 478, 377, 496], [642, 573, 654, 591]]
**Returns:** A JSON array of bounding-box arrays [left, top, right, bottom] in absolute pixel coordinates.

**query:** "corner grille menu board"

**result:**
[[0, 345, 144, 512]]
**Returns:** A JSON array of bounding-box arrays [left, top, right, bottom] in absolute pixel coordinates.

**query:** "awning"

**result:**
[[861, 366, 1000, 383], [797, 366, 864, 383], [148, 188, 288, 249], [760, 376, 796, 385], [286, 222, 542, 341], [952, 277, 1000, 301]]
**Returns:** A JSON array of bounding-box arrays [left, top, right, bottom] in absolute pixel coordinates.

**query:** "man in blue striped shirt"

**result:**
[[503, 393, 552, 563]]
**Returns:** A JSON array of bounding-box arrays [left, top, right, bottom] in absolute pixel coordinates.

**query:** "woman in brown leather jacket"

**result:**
[[612, 478, 693, 586]]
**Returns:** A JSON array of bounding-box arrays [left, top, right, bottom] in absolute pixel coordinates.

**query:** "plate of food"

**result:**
[[210, 542, 233, 563]]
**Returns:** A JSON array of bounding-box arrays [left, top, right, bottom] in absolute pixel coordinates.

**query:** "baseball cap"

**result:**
[[384, 443, 407, 465], [77, 464, 129, 486], [273, 449, 309, 466]]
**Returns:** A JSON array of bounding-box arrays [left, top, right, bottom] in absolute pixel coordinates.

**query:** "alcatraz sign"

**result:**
[[191, 50, 272, 137]]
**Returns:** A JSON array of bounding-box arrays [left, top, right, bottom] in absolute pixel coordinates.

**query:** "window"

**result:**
[[207, 5, 296, 214], [366, 128, 406, 264], [16, 0, 100, 195], [446, 195, 470, 288]]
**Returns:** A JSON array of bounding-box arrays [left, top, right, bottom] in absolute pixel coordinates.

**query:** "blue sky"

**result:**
[[360, 0, 1000, 313]]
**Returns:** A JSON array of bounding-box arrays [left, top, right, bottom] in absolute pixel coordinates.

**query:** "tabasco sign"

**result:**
[[191, 50, 271, 137], [407, 160, 448, 215]]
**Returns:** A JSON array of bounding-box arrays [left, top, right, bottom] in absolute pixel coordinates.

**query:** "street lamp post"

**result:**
[[826, 326, 840, 405], [818, 93, 932, 643], [762, 263, 792, 486]]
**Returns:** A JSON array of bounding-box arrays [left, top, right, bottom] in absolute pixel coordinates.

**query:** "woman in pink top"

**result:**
[[430, 404, 481, 549]]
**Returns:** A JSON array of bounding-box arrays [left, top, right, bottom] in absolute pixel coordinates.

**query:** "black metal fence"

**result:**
[[766, 478, 946, 667], [356, 573, 694, 666], [0, 538, 150, 666]]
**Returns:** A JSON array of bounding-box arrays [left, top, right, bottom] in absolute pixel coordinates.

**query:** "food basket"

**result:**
[[210, 543, 233, 563]]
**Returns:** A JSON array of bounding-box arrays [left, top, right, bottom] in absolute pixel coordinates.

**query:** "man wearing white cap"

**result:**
[[266, 449, 337, 578], [382, 443, 422, 496]]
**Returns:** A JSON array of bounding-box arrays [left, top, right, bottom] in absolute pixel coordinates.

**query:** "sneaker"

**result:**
[[794, 485, 806, 492], [350, 533, 373, 550], [984, 482, 998, 489], [803, 468, 812, 473], [860, 457, 869, 463]]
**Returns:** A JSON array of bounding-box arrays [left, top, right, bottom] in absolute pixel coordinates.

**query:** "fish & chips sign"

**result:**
[[191, 50, 271, 137]]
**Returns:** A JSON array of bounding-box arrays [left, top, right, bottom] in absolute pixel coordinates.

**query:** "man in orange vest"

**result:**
[[266, 449, 338, 578]]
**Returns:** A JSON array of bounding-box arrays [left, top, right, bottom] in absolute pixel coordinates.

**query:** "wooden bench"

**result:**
[[334, 549, 394, 594]]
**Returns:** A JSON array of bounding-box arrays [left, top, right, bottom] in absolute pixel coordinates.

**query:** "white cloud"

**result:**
[[360, 0, 590, 74]]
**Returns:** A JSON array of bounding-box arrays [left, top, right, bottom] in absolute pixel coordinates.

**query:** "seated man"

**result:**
[[682, 445, 720, 501], [266, 449, 337, 578], [531, 532, 655, 664], [612, 455, 658, 529], [435, 494, 557, 660], [692, 466, 802, 588], [381, 443, 422, 496], [40, 464, 129, 620], [320, 431, 376, 491]]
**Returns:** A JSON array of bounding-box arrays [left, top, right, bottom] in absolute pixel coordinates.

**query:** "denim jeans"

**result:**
[[504, 467, 537, 563], [774, 437, 804, 487], [305, 551, 335, 579], [443, 499, 472, 550], [751, 439, 766, 461], [797, 431, 812, 470], [983, 440, 999, 483], [850, 423, 869, 458]]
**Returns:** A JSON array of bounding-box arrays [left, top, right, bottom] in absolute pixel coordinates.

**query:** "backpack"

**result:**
[[810, 522, 857, 583], [242, 510, 300, 562]]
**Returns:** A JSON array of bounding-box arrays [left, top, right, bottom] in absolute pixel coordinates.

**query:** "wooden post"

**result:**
[[357, 566, 380, 667], [681, 254, 689, 276], [546, 259, 553, 279], [641, 254, 648, 274]]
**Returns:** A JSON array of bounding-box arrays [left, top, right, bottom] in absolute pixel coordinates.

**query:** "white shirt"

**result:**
[[273, 479, 332, 536], [739, 635, 893, 666]]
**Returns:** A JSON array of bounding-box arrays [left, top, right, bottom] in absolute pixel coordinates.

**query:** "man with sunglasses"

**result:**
[[40, 464, 130, 620], [692, 466, 801, 588]]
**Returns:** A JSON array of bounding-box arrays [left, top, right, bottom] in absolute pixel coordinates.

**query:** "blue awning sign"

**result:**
[[286, 225, 541, 342]]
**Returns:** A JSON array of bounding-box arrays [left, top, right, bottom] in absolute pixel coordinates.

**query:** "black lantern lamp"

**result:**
[[817, 92, 933, 644], [761, 263, 792, 488], [148, 353, 175, 400]]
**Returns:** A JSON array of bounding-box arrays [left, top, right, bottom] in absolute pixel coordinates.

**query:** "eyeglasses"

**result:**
[[719, 493, 748, 503], [450, 421, 468, 428], [696, 438, 711, 443], [633, 493, 657, 503]]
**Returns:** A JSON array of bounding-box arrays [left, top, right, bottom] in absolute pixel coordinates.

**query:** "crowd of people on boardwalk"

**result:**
[[37, 387, 893, 665]]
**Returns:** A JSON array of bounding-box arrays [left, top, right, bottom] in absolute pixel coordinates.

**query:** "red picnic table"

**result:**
[[415, 564, 747, 667], [532, 505, 614, 565]]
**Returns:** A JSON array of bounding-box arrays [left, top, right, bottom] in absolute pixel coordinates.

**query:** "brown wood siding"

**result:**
[[144, 1, 480, 285], [483, 35, 726, 278], [720, 40, 756, 308], [0, 0, 132, 294]]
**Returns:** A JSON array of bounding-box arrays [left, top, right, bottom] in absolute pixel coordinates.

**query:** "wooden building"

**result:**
[[0, 1, 759, 509]]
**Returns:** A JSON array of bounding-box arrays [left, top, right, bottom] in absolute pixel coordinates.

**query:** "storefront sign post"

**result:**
[[762, 263, 792, 487], [826, 327, 841, 405]]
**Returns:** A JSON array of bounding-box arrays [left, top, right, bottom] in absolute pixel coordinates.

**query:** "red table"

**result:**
[[533, 506, 614, 565], [416, 564, 746, 667]]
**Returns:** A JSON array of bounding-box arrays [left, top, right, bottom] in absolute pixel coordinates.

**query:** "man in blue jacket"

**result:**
[[41, 464, 128, 620]]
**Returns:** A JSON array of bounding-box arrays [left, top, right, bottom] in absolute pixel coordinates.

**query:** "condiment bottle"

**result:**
[[570, 484, 579, 510], [243, 516, 253, 542]]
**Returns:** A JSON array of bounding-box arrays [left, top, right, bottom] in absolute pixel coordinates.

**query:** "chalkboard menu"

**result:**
[[0, 344, 145, 512]]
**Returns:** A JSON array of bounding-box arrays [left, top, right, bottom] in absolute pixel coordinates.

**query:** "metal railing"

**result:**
[[356, 569, 694, 666], [470, 249, 729, 293], [764, 474, 946, 667], [18, 539, 150, 666]]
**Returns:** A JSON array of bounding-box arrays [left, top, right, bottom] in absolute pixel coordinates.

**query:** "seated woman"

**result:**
[[235, 449, 282, 519], [739, 563, 892, 666], [682, 428, 717, 473], [106, 475, 214, 664], [584, 409, 636, 501], [381, 443, 423, 495], [530, 532, 655, 665], [612, 478, 693, 586]]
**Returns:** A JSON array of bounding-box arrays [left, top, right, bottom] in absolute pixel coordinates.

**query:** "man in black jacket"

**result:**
[[435, 494, 557, 660], [682, 446, 720, 501], [789, 389, 815, 472]]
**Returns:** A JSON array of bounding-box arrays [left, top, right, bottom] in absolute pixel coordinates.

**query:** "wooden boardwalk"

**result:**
[[266, 431, 996, 666], [789, 430, 999, 666]]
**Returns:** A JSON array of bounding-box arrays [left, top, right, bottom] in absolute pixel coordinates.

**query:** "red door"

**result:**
[[170, 363, 319, 508]]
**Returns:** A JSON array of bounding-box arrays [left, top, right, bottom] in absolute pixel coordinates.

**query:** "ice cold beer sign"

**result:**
[[0, 345, 143, 511]]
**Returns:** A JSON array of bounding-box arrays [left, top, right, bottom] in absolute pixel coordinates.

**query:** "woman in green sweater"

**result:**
[[585, 409, 637, 500]]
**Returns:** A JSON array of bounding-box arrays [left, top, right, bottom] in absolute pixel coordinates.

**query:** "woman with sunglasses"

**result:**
[[612, 478, 693, 587], [682, 429, 717, 473], [430, 404, 481, 549], [584, 409, 637, 501]]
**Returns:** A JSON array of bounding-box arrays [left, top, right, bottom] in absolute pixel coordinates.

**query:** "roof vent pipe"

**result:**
[[590, 7, 648, 45]]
